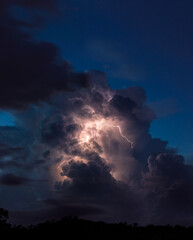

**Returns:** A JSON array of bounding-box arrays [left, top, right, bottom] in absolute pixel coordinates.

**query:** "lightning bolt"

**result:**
[[113, 125, 133, 148], [103, 122, 133, 148]]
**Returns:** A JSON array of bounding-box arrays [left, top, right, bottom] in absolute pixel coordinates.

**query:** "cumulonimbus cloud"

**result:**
[[1, 0, 193, 227]]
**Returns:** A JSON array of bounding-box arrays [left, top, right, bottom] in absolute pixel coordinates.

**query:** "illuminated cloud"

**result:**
[[0, 72, 191, 225], [1, 0, 193, 227]]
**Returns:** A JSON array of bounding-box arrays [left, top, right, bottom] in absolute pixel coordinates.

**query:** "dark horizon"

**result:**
[[1, 209, 193, 239]]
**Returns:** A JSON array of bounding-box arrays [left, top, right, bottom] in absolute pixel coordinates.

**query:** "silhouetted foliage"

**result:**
[[1, 208, 193, 239], [0, 208, 8, 223], [0, 208, 11, 231]]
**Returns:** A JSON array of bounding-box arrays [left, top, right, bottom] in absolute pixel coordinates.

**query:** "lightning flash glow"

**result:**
[[56, 112, 133, 181], [79, 119, 133, 147]]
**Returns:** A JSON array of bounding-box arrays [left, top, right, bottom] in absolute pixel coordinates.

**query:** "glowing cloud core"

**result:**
[[55, 114, 133, 182], [79, 119, 133, 147]]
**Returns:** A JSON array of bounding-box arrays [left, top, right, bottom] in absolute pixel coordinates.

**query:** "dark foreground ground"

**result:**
[[1, 215, 193, 239]]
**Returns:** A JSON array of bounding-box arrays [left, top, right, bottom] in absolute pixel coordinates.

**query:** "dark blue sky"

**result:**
[[1, 0, 193, 157]]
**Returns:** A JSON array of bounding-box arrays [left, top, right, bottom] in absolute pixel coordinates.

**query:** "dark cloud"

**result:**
[[0, 143, 23, 158], [0, 173, 31, 186], [117, 87, 147, 106], [60, 159, 115, 197], [139, 153, 193, 225], [109, 95, 137, 114], [0, 173, 47, 186], [0, 0, 89, 110], [40, 115, 81, 148], [0, 142, 27, 170]]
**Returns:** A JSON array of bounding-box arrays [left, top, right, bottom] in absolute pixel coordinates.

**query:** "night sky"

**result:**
[[0, 0, 193, 226]]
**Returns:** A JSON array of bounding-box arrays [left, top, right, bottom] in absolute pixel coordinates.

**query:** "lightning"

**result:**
[[78, 119, 133, 148], [110, 124, 133, 148], [56, 117, 134, 180], [98, 120, 133, 148]]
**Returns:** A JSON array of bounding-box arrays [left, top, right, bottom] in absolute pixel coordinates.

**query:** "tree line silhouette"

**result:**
[[0, 208, 193, 239]]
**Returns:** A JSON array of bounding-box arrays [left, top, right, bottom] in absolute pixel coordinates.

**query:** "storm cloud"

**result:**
[[1, 77, 193, 225], [0, 0, 89, 109], [1, 0, 193, 227], [0, 173, 32, 186]]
